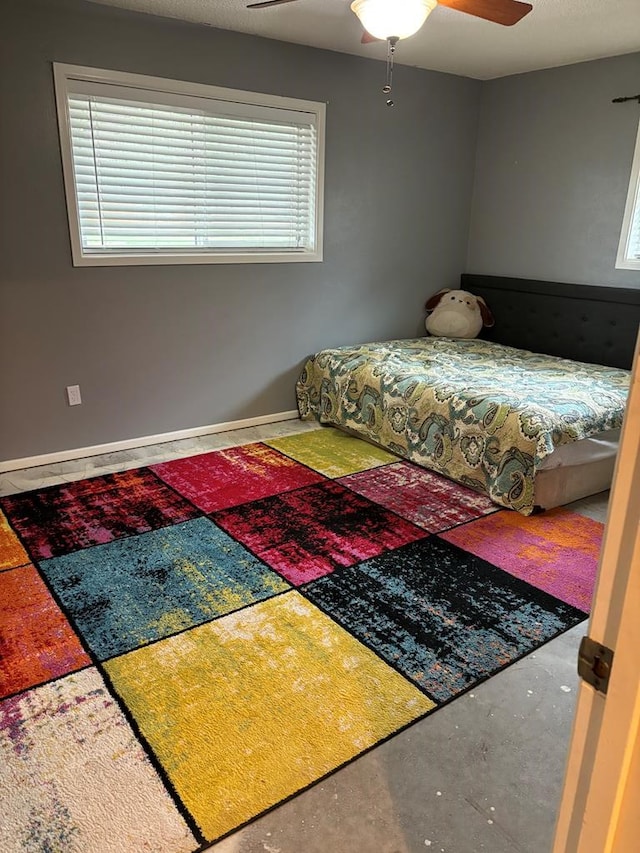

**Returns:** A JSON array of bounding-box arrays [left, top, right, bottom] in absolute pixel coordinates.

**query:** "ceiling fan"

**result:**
[[246, 0, 533, 106], [246, 0, 534, 43]]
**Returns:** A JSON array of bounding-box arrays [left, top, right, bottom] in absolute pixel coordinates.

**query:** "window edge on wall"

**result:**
[[616, 117, 640, 271], [52, 63, 326, 268], [68, 252, 324, 267]]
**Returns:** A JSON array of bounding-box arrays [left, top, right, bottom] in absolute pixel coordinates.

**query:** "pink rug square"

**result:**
[[439, 508, 603, 612]]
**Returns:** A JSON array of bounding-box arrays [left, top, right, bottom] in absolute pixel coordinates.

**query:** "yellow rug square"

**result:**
[[0, 510, 29, 571], [104, 591, 434, 842], [266, 428, 398, 478]]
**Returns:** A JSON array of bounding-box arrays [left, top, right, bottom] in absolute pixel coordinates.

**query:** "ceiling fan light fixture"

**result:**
[[350, 0, 438, 40]]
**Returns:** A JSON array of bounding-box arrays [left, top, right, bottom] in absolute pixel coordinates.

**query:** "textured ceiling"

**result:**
[[85, 0, 640, 80]]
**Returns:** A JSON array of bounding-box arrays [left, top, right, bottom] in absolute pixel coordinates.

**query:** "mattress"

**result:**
[[534, 429, 620, 509], [537, 429, 620, 471], [296, 337, 630, 514]]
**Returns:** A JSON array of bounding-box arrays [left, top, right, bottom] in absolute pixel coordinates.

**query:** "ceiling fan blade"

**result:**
[[437, 0, 533, 26], [361, 29, 382, 44], [247, 0, 300, 9]]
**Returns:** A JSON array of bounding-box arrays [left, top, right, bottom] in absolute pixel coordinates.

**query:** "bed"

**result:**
[[296, 275, 640, 515]]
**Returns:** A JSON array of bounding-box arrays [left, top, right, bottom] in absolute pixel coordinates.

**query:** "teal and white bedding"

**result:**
[[296, 337, 630, 514]]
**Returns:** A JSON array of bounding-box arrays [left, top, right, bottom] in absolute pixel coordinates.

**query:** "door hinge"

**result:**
[[578, 636, 614, 695]]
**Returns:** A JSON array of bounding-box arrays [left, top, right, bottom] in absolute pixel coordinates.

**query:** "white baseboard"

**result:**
[[0, 410, 300, 474]]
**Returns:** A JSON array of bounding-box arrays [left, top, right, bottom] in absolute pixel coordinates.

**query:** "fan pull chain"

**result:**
[[383, 37, 398, 107]]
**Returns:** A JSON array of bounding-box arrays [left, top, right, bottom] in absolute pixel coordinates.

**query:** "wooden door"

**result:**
[[553, 330, 640, 852]]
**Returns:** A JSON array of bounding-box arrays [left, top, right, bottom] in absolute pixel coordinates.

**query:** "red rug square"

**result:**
[[339, 461, 497, 533], [0, 469, 199, 559], [151, 443, 326, 512], [212, 480, 427, 585], [0, 565, 90, 699]]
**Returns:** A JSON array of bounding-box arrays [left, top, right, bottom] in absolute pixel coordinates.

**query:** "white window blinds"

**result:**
[[54, 66, 324, 265], [624, 187, 640, 262], [617, 118, 640, 270]]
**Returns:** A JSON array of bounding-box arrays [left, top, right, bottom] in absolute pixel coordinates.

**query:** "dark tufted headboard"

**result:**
[[461, 274, 640, 370]]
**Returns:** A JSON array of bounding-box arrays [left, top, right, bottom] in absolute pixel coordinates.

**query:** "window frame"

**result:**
[[53, 63, 326, 267], [616, 118, 640, 271]]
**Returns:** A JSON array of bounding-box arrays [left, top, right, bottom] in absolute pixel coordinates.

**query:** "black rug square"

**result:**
[[302, 537, 586, 703]]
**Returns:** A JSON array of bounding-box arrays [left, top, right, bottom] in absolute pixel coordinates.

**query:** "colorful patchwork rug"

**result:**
[[0, 428, 604, 851]]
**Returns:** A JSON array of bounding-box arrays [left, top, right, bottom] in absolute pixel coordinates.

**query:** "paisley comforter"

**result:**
[[295, 337, 630, 514]]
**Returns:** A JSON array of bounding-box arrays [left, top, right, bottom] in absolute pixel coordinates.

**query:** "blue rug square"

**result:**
[[302, 537, 585, 703], [39, 517, 290, 660]]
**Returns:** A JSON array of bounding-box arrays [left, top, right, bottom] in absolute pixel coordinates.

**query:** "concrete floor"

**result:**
[[0, 424, 609, 853]]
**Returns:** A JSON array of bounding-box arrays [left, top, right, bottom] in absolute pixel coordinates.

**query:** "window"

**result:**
[[617, 118, 640, 270], [53, 64, 325, 266]]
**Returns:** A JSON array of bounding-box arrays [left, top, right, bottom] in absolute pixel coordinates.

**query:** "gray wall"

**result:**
[[467, 52, 640, 287], [5, 3, 638, 464], [0, 0, 480, 462]]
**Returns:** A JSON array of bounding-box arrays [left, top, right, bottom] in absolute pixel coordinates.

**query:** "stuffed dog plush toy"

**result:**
[[425, 289, 494, 339]]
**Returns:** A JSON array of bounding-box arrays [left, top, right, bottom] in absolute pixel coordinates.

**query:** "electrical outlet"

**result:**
[[66, 384, 82, 406]]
